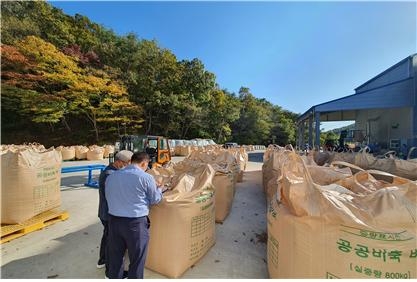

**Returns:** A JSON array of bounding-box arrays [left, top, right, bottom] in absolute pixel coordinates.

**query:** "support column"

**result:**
[[296, 125, 300, 148], [315, 111, 321, 149], [300, 122, 305, 149], [308, 116, 313, 149], [413, 104, 417, 146], [413, 69, 417, 146]]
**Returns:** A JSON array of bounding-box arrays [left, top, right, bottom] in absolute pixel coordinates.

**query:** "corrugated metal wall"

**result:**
[[315, 78, 414, 112]]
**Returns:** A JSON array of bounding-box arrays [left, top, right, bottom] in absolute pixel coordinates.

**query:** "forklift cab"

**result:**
[[110, 135, 171, 169]]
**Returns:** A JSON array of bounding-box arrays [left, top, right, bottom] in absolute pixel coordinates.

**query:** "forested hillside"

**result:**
[[1, 1, 298, 147]]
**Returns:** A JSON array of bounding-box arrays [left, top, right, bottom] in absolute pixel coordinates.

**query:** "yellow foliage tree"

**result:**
[[6, 36, 142, 141]]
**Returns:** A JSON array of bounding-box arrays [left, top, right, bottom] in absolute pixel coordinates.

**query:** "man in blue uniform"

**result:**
[[97, 150, 133, 276], [105, 152, 163, 279]]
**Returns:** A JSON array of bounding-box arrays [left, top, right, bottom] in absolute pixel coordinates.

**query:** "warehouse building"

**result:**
[[297, 54, 417, 153]]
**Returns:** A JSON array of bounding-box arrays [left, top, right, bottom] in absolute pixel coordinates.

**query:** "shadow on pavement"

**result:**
[[1, 223, 105, 279], [61, 175, 100, 190]]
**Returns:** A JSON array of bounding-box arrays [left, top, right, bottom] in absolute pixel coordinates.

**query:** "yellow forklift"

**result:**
[[110, 135, 171, 168]]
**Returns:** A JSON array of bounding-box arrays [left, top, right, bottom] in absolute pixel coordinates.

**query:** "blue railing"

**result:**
[[61, 164, 106, 188]]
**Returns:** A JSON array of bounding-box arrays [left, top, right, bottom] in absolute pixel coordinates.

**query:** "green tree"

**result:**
[[204, 89, 240, 143], [127, 40, 182, 135], [320, 130, 339, 147], [175, 58, 216, 138], [1, 1, 41, 44], [270, 107, 298, 146], [232, 87, 273, 145]]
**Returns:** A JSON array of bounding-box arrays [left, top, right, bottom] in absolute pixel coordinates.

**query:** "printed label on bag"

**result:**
[[333, 225, 416, 278], [36, 166, 60, 183], [326, 272, 340, 279], [194, 190, 214, 203], [189, 207, 215, 261], [340, 225, 414, 242]]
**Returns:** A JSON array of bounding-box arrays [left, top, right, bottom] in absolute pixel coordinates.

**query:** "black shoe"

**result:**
[[122, 271, 128, 279], [97, 259, 106, 269]]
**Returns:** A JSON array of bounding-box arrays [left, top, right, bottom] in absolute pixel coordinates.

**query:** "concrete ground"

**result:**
[[0, 151, 267, 279]]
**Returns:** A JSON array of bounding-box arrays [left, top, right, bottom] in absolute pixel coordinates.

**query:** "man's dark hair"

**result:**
[[131, 152, 150, 164]]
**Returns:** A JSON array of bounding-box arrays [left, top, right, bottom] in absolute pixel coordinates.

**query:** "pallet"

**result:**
[[0, 209, 69, 244]]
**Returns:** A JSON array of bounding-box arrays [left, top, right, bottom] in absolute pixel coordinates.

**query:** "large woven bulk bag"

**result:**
[[265, 159, 353, 204], [75, 146, 89, 160], [240, 147, 248, 168], [1, 145, 17, 153], [312, 149, 330, 166], [186, 160, 235, 223], [354, 151, 377, 170], [60, 146, 75, 161], [54, 146, 61, 161], [175, 158, 235, 222], [212, 171, 235, 223], [184, 151, 237, 221], [300, 154, 317, 165], [87, 146, 104, 160], [174, 146, 183, 156], [103, 145, 115, 158], [213, 151, 239, 184], [370, 158, 417, 181], [262, 147, 282, 192], [391, 158, 417, 180], [22, 143, 46, 152], [1, 148, 62, 224], [146, 164, 216, 278], [187, 150, 215, 163], [57, 146, 75, 161], [180, 146, 192, 157], [328, 151, 356, 164], [267, 151, 417, 278], [262, 148, 292, 194], [229, 148, 246, 182]]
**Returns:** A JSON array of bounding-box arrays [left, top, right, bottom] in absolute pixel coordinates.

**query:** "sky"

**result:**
[[50, 1, 416, 130]]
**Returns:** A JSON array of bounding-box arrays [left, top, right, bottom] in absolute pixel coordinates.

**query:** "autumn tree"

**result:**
[[2, 36, 141, 142]]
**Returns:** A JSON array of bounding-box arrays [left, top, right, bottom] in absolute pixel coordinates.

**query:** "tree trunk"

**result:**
[[217, 128, 223, 143], [183, 124, 191, 138], [146, 113, 152, 135], [49, 122, 54, 132], [217, 119, 225, 142], [183, 112, 196, 138], [85, 112, 99, 143], [180, 122, 186, 139], [61, 116, 71, 132], [93, 119, 99, 143]]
